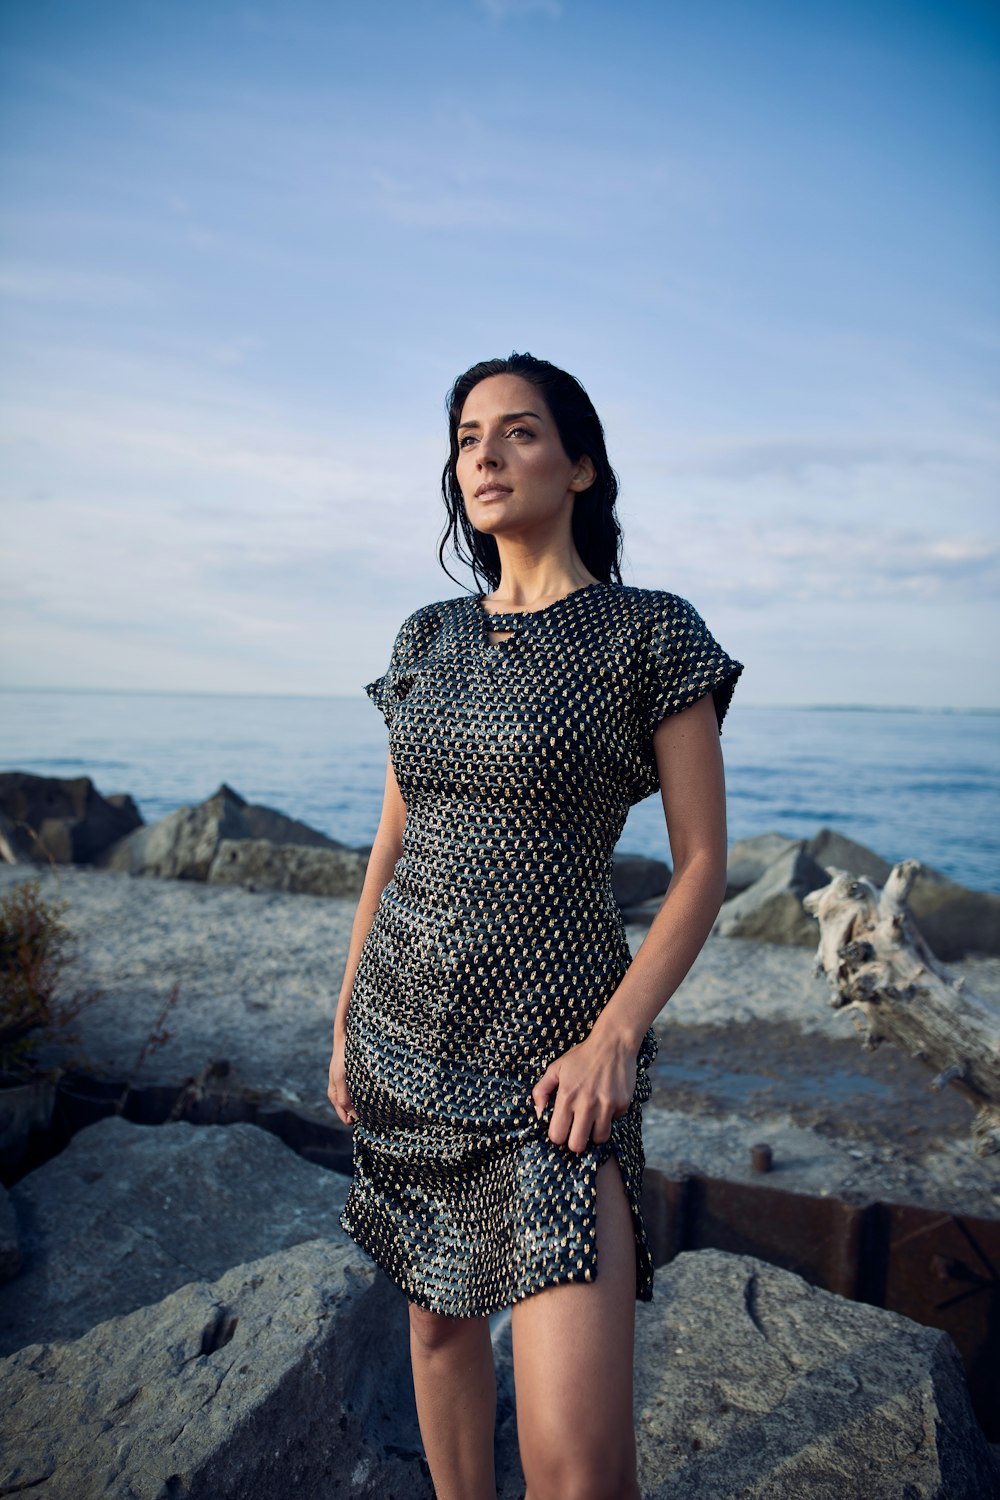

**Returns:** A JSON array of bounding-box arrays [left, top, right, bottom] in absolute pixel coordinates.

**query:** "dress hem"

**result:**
[[338, 1120, 656, 1319]]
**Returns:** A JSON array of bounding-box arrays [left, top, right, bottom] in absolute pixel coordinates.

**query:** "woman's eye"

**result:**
[[458, 434, 477, 448], [507, 426, 532, 439]]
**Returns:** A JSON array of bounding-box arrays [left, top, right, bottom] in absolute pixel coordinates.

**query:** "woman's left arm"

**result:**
[[532, 691, 729, 1153]]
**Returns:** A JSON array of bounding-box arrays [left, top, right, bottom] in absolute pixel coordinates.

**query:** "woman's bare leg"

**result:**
[[407, 1302, 498, 1500], [511, 1154, 641, 1500]]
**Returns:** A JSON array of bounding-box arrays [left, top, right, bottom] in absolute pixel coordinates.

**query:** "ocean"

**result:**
[[0, 690, 997, 893]]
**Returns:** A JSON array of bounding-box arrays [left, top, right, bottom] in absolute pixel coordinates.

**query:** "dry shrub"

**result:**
[[0, 877, 102, 1082]]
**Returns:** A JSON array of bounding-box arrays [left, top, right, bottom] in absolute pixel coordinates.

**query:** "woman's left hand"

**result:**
[[531, 1030, 637, 1154]]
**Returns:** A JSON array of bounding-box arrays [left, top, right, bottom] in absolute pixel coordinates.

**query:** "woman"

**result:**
[[327, 352, 743, 1500]]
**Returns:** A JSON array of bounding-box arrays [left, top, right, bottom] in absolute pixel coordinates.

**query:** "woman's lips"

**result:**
[[476, 485, 512, 502]]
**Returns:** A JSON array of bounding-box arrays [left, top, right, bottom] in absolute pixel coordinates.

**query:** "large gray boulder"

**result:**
[[0, 1237, 426, 1500], [207, 837, 367, 896], [0, 1116, 350, 1354], [94, 783, 247, 879], [905, 878, 1000, 960], [805, 826, 896, 886], [726, 832, 799, 897], [0, 771, 142, 865], [492, 1246, 998, 1498], [95, 782, 353, 884], [714, 844, 831, 946], [626, 1248, 998, 1498]]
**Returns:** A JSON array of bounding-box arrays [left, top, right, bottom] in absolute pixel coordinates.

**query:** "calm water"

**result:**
[[0, 690, 997, 892]]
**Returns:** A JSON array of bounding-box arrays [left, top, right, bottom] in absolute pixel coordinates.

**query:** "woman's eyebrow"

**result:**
[[457, 410, 543, 432]]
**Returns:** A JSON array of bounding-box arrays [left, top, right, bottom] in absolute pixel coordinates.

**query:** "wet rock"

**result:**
[[0, 1115, 350, 1354], [207, 837, 367, 897], [0, 1237, 426, 1500]]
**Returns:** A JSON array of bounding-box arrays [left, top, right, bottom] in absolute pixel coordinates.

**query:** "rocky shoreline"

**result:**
[[1, 771, 999, 1494]]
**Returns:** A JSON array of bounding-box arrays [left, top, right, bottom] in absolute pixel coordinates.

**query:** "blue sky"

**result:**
[[1, 0, 997, 706]]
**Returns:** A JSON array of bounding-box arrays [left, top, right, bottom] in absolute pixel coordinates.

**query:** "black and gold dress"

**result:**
[[340, 581, 743, 1317]]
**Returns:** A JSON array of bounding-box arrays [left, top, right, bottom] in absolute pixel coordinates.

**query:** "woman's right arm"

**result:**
[[327, 751, 407, 1124]]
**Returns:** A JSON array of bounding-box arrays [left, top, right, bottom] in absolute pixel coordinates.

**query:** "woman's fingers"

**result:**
[[327, 1042, 359, 1127], [538, 1036, 634, 1153], [589, 1103, 617, 1146]]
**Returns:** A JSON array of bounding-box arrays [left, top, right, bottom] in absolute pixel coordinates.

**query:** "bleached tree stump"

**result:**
[[803, 858, 1000, 1158]]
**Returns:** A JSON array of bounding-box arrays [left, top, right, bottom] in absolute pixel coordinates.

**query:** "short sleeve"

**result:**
[[641, 592, 744, 739], [364, 614, 418, 729]]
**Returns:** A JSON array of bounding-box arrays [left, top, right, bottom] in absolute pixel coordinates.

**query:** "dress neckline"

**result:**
[[474, 580, 607, 623], [470, 580, 611, 656]]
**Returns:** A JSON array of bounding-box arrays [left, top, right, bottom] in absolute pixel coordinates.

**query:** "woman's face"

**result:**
[[454, 374, 594, 535]]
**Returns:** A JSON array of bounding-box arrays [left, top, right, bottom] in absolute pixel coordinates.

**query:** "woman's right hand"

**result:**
[[328, 1030, 359, 1127]]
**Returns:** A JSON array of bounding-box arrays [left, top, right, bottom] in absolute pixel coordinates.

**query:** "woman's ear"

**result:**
[[570, 453, 597, 492]]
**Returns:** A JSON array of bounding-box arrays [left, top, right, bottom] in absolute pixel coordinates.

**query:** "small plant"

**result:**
[[112, 979, 183, 1115], [0, 876, 103, 1084]]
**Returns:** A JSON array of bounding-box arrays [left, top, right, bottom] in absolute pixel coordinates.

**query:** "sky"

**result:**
[[1, 0, 998, 707]]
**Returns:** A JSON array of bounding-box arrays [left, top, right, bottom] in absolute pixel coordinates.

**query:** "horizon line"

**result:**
[[0, 685, 998, 714]]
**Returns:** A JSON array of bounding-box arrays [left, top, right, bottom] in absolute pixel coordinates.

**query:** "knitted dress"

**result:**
[[340, 581, 743, 1316]]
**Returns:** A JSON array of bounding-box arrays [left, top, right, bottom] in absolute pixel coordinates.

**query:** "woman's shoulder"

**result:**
[[602, 582, 708, 628]]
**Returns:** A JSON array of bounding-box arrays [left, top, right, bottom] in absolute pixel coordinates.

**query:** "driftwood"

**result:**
[[804, 859, 1000, 1158]]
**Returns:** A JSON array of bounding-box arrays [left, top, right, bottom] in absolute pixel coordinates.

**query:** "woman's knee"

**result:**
[[522, 1448, 638, 1500], [407, 1300, 485, 1354]]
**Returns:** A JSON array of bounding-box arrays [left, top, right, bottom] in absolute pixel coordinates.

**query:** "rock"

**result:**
[[726, 832, 799, 897], [613, 852, 671, 911], [239, 797, 351, 852], [0, 1116, 350, 1354], [491, 1247, 1000, 1498], [207, 838, 367, 897], [805, 826, 894, 886], [0, 771, 143, 865], [906, 879, 1000, 961], [0, 1186, 21, 1282], [806, 826, 1000, 959], [0, 1074, 59, 1179], [0, 1237, 427, 1500], [95, 782, 352, 884], [94, 784, 248, 880], [105, 791, 143, 824], [714, 844, 831, 946], [625, 1248, 999, 1498]]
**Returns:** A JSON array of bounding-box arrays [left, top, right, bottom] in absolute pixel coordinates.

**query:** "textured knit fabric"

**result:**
[[340, 580, 744, 1316]]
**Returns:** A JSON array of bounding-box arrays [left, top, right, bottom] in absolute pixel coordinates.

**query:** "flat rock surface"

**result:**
[[0, 1116, 350, 1355], [3, 863, 999, 1219]]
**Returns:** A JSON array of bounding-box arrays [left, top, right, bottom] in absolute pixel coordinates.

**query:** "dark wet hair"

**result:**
[[437, 352, 624, 594]]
